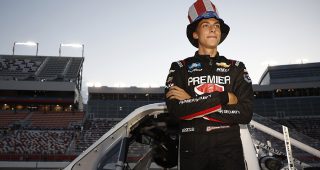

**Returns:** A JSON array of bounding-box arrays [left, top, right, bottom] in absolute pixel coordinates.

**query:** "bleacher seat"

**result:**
[[0, 112, 29, 128], [0, 130, 74, 155], [0, 55, 83, 82], [30, 112, 84, 129]]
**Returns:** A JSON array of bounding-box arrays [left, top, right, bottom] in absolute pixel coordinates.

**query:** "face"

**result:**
[[193, 18, 221, 49]]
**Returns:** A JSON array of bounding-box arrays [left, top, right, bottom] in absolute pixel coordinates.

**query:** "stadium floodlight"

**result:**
[[59, 43, 84, 57], [12, 41, 39, 56]]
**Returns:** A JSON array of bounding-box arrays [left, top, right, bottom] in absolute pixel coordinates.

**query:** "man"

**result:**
[[164, 0, 254, 169]]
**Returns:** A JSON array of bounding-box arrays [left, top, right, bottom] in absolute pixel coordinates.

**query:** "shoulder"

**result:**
[[219, 56, 247, 69], [170, 56, 194, 69], [221, 56, 252, 83]]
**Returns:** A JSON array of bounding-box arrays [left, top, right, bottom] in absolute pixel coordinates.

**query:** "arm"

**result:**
[[204, 62, 254, 124], [165, 61, 229, 120]]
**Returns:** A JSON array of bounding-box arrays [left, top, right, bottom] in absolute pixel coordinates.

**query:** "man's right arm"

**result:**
[[164, 61, 229, 121]]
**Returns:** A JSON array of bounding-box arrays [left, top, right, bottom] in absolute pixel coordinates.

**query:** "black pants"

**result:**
[[179, 131, 246, 170]]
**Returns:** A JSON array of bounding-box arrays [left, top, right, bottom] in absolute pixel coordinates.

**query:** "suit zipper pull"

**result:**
[[209, 59, 213, 66]]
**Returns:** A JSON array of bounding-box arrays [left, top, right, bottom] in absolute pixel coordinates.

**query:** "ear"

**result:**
[[193, 32, 199, 39]]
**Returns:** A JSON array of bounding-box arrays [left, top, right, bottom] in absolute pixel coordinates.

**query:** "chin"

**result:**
[[207, 44, 218, 48]]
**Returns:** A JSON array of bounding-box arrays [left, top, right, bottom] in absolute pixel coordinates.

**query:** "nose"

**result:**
[[209, 25, 216, 32], [208, 23, 220, 33]]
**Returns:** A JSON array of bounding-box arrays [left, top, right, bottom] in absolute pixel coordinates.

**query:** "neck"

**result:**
[[198, 46, 218, 57]]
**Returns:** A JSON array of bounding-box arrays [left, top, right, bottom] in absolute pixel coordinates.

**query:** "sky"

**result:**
[[1, 0, 320, 100]]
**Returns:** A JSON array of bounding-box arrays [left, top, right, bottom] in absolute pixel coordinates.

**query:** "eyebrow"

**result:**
[[199, 20, 220, 25]]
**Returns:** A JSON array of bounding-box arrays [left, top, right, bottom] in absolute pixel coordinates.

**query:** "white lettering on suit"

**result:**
[[188, 75, 231, 86]]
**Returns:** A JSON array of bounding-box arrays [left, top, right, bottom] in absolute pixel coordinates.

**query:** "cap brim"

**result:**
[[186, 18, 230, 48]]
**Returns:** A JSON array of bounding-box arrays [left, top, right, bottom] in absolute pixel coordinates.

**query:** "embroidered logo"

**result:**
[[206, 125, 230, 132], [216, 62, 230, 68], [187, 62, 202, 73], [194, 83, 224, 95]]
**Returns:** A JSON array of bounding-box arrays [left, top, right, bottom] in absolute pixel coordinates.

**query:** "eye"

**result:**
[[214, 23, 221, 29], [202, 23, 210, 28]]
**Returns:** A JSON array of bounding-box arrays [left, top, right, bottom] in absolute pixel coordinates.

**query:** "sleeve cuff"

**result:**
[[219, 91, 229, 105]]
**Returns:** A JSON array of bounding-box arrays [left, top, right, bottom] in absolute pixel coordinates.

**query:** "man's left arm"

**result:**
[[204, 62, 254, 124]]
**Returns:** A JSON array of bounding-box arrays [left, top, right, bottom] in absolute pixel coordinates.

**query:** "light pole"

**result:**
[[12, 41, 39, 56], [59, 43, 84, 57]]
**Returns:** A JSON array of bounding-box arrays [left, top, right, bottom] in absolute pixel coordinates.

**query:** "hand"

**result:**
[[227, 92, 238, 105], [166, 86, 191, 100]]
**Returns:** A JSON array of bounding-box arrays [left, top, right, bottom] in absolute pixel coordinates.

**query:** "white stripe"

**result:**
[[203, 0, 214, 11], [188, 5, 198, 22]]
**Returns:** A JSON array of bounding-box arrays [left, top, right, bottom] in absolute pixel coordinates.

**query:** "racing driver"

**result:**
[[165, 0, 254, 169]]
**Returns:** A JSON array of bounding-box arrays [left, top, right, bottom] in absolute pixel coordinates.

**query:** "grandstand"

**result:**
[[0, 54, 84, 112], [75, 118, 117, 153], [0, 54, 85, 168], [87, 86, 164, 118], [253, 62, 320, 141]]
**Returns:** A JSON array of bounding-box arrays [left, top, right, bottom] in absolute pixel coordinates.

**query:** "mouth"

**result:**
[[207, 36, 217, 39]]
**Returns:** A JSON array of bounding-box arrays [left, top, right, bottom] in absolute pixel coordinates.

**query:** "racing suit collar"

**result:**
[[194, 51, 221, 62]]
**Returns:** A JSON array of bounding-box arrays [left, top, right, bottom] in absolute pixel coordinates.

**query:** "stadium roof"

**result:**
[[0, 80, 76, 91], [88, 86, 165, 94], [258, 62, 320, 85]]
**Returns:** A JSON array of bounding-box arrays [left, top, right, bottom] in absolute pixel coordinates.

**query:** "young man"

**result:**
[[165, 0, 254, 169]]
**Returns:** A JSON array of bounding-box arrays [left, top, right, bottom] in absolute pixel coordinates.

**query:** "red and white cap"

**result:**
[[186, 0, 230, 47]]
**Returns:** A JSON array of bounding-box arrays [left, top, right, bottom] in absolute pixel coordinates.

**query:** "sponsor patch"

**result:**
[[187, 62, 202, 73], [216, 67, 229, 72], [166, 76, 173, 83], [216, 62, 230, 68], [219, 109, 240, 114], [206, 125, 230, 132], [244, 73, 252, 83], [188, 75, 230, 86], [166, 83, 174, 88], [179, 94, 211, 104], [176, 61, 184, 68], [194, 83, 224, 95], [182, 127, 195, 133], [235, 61, 240, 67], [169, 69, 175, 74]]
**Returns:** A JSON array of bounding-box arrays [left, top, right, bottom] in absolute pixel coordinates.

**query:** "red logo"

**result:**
[[194, 83, 224, 95]]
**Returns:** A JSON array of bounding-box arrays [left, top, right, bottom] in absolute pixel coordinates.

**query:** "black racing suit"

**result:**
[[165, 51, 254, 170]]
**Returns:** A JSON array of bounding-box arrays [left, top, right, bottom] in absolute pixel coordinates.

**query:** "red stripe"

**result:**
[[194, 0, 206, 16], [211, 3, 219, 16], [211, 3, 217, 13], [203, 116, 225, 123], [180, 104, 221, 120], [188, 15, 192, 23]]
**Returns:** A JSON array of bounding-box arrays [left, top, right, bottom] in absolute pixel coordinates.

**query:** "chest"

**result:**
[[183, 61, 237, 94]]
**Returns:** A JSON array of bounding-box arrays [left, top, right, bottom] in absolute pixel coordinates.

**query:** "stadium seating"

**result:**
[[64, 58, 83, 80], [75, 119, 118, 153], [0, 55, 84, 81], [0, 130, 74, 154], [0, 111, 29, 128], [286, 117, 320, 141], [0, 55, 86, 162], [36, 57, 84, 81], [30, 112, 85, 129], [0, 56, 44, 80]]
